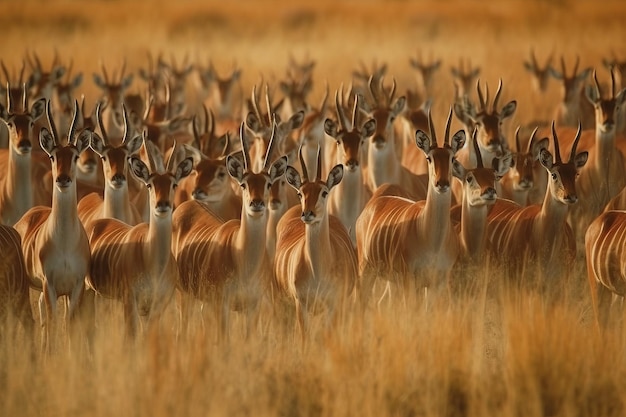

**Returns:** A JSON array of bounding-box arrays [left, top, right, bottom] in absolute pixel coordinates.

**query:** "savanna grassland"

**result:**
[[2, 1, 626, 416]]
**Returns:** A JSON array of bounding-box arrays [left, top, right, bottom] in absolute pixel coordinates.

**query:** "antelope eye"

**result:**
[[466, 176, 473, 184], [551, 173, 557, 180], [426, 156, 432, 163], [321, 191, 328, 198]]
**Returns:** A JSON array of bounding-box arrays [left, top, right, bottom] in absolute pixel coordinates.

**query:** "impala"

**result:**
[[499, 127, 549, 206], [485, 122, 587, 287], [549, 56, 594, 130], [245, 84, 304, 173], [0, 224, 34, 334], [85, 141, 193, 337], [0, 84, 47, 225], [450, 57, 480, 101], [77, 103, 143, 228], [356, 109, 465, 305], [155, 54, 194, 117], [196, 61, 243, 131], [274, 147, 357, 339], [92, 61, 134, 139], [13, 100, 92, 351], [174, 132, 241, 221], [172, 123, 287, 341], [324, 90, 376, 245], [53, 60, 83, 133], [408, 51, 441, 99], [523, 49, 554, 94], [585, 208, 626, 328], [451, 129, 511, 262], [566, 68, 626, 247]]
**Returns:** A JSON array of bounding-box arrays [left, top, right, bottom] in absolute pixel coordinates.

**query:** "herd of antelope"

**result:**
[[2, 49, 626, 348]]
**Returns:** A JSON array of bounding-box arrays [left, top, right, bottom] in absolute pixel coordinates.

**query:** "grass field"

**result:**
[[2, 0, 626, 416]]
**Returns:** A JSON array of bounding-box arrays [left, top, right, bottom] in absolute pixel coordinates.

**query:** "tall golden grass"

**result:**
[[2, 0, 626, 415]]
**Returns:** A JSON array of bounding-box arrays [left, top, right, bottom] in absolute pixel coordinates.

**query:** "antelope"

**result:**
[[450, 57, 480, 101], [0, 224, 34, 335], [358, 77, 430, 199], [274, 147, 357, 339], [77, 103, 144, 228], [485, 122, 587, 287], [13, 99, 92, 351], [25, 51, 66, 102], [278, 70, 314, 121], [245, 84, 304, 173], [196, 61, 243, 132], [566, 68, 626, 247], [408, 51, 441, 99], [603, 54, 626, 134], [451, 129, 512, 262], [85, 141, 193, 337], [296, 84, 329, 180], [172, 123, 287, 341], [585, 208, 626, 328], [324, 90, 376, 245], [499, 127, 549, 206], [351, 60, 387, 105], [0, 84, 47, 225], [523, 49, 554, 94], [92, 60, 134, 139], [156, 54, 194, 117], [53, 60, 83, 133], [356, 109, 465, 306], [174, 115, 240, 220], [452, 79, 516, 202], [549, 56, 594, 130]]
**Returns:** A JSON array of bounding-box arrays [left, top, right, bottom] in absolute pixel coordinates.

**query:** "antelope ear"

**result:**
[[93, 73, 106, 89], [362, 119, 377, 138], [452, 159, 466, 181], [531, 138, 550, 159], [574, 151, 589, 170], [450, 130, 466, 154], [129, 157, 150, 184], [539, 148, 553, 170], [285, 165, 302, 190], [324, 118, 338, 138], [125, 134, 144, 155], [268, 156, 288, 183], [30, 98, 47, 120], [226, 154, 244, 183], [89, 131, 105, 155], [245, 112, 261, 133], [500, 101, 517, 119], [288, 110, 305, 130], [326, 164, 344, 190], [40, 127, 56, 157], [75, 130, 91, 154], [585, 84, 599, 104], [175, 157, 194, 182], [391, 96, 406, 117], [415, 130, 431, 155]]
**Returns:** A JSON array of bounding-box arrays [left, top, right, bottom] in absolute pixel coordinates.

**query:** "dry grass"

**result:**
[[2, 0, 626, 415]]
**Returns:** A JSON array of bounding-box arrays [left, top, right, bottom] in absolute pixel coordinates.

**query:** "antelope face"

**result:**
[[540, 148, 588, 205], [472, 103, 516, 157], [368, 107, 397, 150], [92, 72, 134, 128], [285, 163, 343, 226], [40, 128, 91, 193], [462, 166, 498, 206], [77, 147, 99, 176], [227, 155, 288, 219], [190, 159, 229, 203], [510, 151, 536, 191], [2, 97, 46, 155], [336, 130, 365, 173], [130, 155, 193, 219]]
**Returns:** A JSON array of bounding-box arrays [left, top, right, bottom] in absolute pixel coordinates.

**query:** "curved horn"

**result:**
[[262, 116, 278, 172], [299, 145, 309, 182], [165, 141, 179, 173], [250, 85, 263, 125], [514, 126, 522, 153], [5, 82, 11, 113], [573, 56, 580, 76], [427, 108, 436, 146], [121, 104, 130, 144], [316, 145, 322, 182], [476, 79, 486, 111], [22, 82, 27, 114], [610, 65, 617, 98], [569, 121, 582, 162], [527, 126, 539, 154], [593, 69, 602, 99], [95, 101, 109, 145], [493, 79, 503, 113], [191, 114, 201, 150], [551, 120, 562, 164], [68, 99, 79, 144], [388, 78, 397, 105], [1, 61, 10, 84], [472, 126, 483, 168], [264, 84, 273, 126], [444, 106, 453, 146], [46, 99, 59, 143], [335, 85, 349, 131], [351, 92, 361, 131], [239, 122, 251, 171]]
